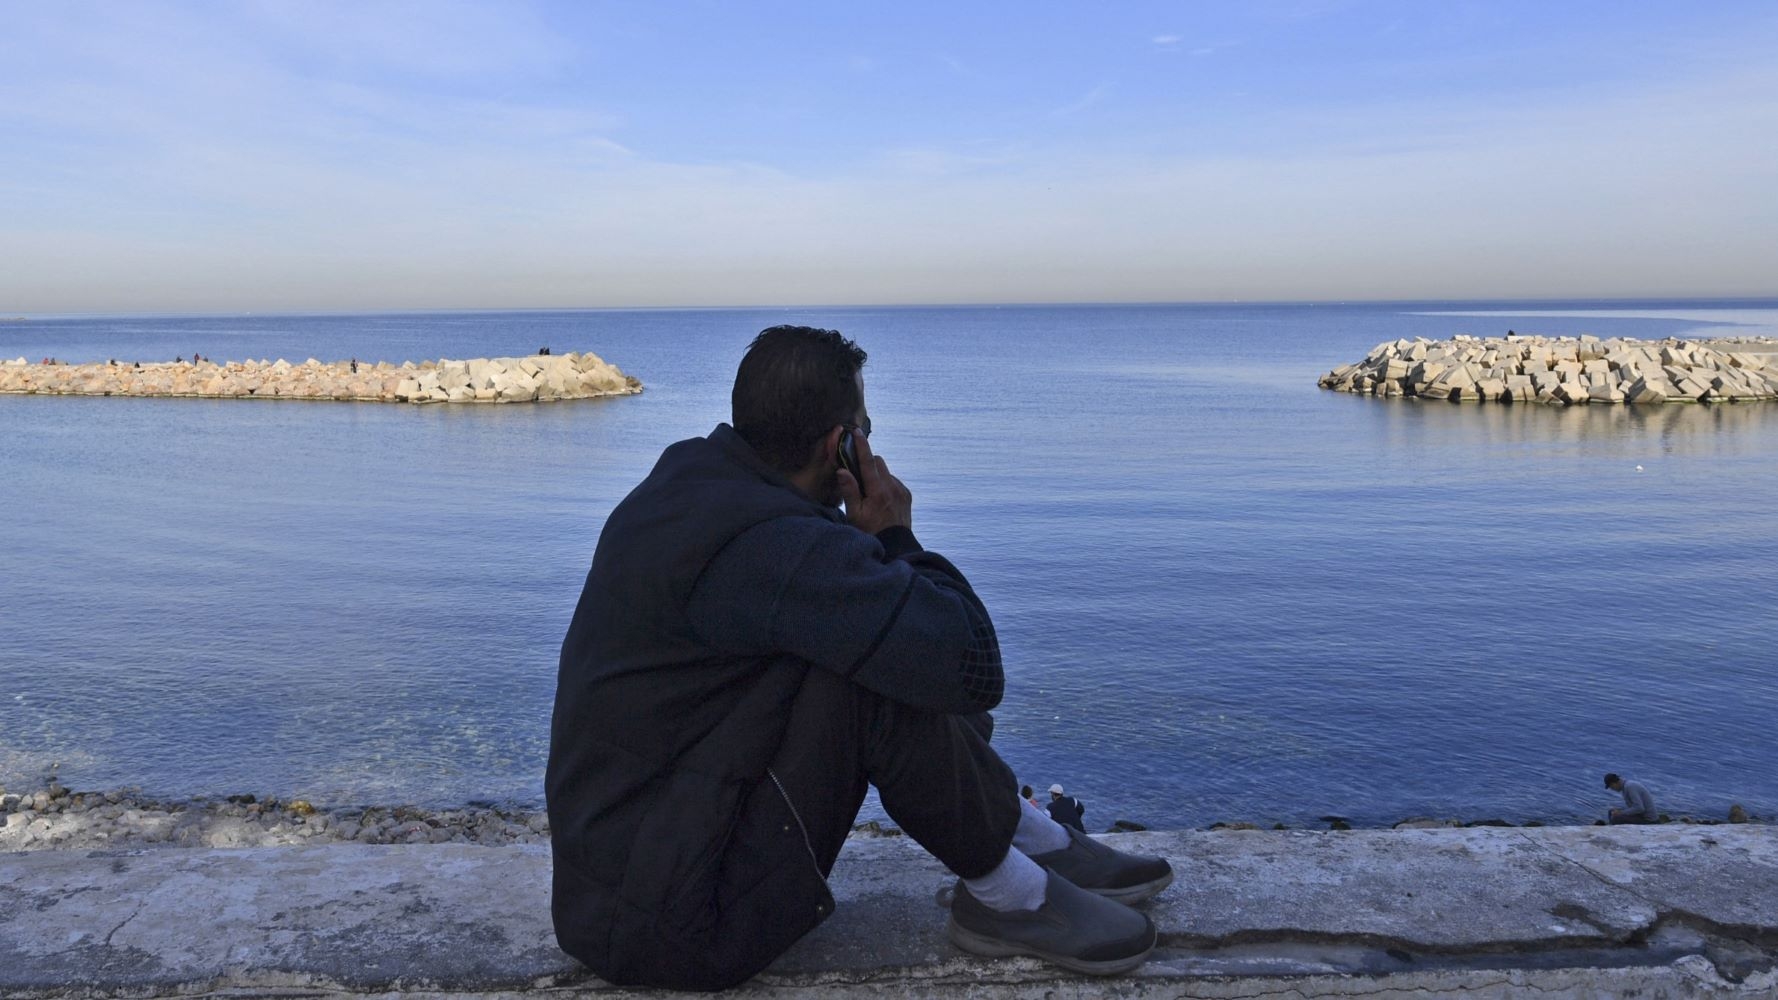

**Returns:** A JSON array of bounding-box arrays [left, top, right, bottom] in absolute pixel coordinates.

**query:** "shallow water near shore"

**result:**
[[3, 300, 1777, 829]]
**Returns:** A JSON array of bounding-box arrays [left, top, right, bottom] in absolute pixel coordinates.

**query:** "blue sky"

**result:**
[[2, 1, 1775, 313]]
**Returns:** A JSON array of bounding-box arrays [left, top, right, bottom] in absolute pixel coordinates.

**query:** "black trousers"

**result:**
[[767, 666, 1023, 881], [551, 663, 1027, 990]]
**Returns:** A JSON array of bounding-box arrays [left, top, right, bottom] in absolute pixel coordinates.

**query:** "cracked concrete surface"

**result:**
[[3, 826, 1774, 997]]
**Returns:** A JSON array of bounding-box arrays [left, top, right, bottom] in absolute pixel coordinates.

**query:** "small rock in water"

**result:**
[[1729, 803, 1750, 824]]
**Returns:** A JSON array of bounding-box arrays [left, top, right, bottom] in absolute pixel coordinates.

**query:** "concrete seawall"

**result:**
[[5, 827, 1776, 998], [0, 352, 640, 404], [1319, 334, 1778, 405]]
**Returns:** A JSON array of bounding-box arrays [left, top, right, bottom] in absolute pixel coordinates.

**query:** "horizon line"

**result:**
[[10, 293, 1778, 323]]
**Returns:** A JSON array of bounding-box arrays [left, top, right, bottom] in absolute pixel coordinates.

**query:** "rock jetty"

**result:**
[[1319, 334, 1778, 405], [0, 351, 640, 404]]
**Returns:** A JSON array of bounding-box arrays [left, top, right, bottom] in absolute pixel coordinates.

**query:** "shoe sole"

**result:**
[[1083, 868, 1174, 906], [946, 916, 1156, 976]]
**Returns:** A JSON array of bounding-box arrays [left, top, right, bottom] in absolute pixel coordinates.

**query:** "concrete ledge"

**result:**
[[5, 827, 1777, 997]]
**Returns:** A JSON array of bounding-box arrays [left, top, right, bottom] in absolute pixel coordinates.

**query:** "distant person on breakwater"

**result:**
[[1605, 773, 1657, 824], [1047, 783, 1088, 832], [548, 324, 1171, 990], [1022, 784, 1041, 810]]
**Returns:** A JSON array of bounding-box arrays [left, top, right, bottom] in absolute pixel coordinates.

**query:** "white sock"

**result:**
[[1011, 798, 1072, 855], [961, 847, 1048, 912]]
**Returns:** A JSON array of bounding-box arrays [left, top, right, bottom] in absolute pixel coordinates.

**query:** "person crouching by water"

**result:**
[[1605, 772, 1657, 824], [546, 325, 1174, 990], [1047, 783, 1087, 832]]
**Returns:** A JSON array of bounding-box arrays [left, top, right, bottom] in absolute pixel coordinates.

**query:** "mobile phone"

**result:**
[[839, 428, 866, 497]]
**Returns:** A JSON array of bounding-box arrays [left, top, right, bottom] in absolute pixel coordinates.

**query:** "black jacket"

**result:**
[[1047, 795, 1086, 832], [547, 424, 1001, 989]]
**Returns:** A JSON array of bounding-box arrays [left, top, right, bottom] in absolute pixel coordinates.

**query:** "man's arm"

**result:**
[[1624, 783, 1655, 818], [687, 517, 1002, 715]]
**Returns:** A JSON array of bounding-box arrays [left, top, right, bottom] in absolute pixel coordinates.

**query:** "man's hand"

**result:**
[[837, 430, 912, 536]]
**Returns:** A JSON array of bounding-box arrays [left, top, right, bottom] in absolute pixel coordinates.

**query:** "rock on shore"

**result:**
[[0, 351, 641, 404], [0, 785, 911, 852], [4, 782, 1763, 853], [1318, 334, 1778, 405], [0, 785, 551, 851]]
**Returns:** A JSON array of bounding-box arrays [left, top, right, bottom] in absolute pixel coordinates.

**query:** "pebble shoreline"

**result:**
[[0, 351, 640, 404], [0, 783, 1762, 853], [1319, 333, 1778, 404]]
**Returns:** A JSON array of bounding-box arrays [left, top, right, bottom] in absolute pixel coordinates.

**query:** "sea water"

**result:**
[[2, 301, 1775, 828]]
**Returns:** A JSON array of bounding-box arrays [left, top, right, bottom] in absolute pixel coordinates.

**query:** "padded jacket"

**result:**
[[546, 424, 1001, 989]]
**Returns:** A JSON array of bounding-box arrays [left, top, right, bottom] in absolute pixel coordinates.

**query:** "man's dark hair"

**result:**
[[1604, 773, 1620, 787], [732, 325, 867, 472]]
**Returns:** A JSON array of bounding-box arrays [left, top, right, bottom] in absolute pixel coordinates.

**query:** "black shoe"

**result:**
[[1028, 826, 1174, 904], [947, 870, 1157, 976]]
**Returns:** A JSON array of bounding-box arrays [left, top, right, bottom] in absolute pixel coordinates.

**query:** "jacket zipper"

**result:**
[[767, 768, 826, 885]]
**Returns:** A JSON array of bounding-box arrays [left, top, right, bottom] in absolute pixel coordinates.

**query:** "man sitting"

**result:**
[[547, 325, 1173, 990]]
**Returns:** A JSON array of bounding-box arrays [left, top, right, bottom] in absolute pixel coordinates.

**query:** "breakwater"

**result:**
[[0, 351, 640, 403], [1319, 334, 1778, 404]]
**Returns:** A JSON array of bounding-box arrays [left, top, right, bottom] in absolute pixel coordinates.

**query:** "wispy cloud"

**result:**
[[1051, 82, 1114, 117], [242, 0, 571, 77], [881, 143, 1027, 176]]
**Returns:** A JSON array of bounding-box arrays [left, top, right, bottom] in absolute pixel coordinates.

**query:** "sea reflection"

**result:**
[[1358, 394, 1778, 457]]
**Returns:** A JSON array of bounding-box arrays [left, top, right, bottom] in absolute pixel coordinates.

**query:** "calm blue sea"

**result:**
[[3, 301, 1776, 828]]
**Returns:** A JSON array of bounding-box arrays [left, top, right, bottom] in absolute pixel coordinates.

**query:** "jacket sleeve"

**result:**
[[686, 517, 1002, 714]]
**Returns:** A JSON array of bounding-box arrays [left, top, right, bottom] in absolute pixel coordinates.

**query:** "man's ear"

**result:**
[[804, 425, 843, 471]]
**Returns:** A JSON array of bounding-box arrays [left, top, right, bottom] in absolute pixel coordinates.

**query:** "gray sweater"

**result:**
[[1619, 780, 1655, 819]]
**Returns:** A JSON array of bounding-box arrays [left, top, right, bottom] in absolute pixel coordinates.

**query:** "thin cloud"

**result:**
[[935, 51, 968, 74], [1051, 82, 1114, 117], [242, 0, 571, 77], [881, 143, 1026, 176]]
